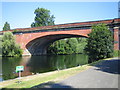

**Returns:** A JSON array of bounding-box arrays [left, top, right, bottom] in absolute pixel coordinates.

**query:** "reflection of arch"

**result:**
[[26, 34, 87, 55]]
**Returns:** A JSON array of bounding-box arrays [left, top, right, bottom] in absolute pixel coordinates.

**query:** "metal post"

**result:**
[[19, 71, 21, 78], [17, 71, 22, 84]]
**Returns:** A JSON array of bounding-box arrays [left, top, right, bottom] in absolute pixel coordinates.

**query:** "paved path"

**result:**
[[50, 58, 120, 88], [32, 58, 120, 88]]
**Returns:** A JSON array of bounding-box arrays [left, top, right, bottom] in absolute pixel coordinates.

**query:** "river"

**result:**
[[0, 54, 88, 82]]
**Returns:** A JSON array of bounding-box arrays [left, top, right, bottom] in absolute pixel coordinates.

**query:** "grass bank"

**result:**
[[0, 58, 113, 88], [113, 50, 120, 57]]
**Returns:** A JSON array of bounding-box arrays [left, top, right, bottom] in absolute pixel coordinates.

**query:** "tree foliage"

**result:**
[[31, 8, 55, 27], [0, 36, 2, 56], [2, 32, 23, 57], [3, 22, 10, 31], [47, 38, 87, 55], [85, 24, 113, 63]]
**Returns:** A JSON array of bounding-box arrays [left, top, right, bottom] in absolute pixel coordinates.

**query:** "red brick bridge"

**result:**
[[1, 18, 120, 56]]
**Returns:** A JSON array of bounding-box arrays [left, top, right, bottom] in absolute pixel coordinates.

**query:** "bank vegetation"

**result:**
[[1, 32, 23, 57]]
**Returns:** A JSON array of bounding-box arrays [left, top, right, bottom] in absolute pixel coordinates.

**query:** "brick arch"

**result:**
[[15, 29, 91, 55], [25, 34, 88, 55]]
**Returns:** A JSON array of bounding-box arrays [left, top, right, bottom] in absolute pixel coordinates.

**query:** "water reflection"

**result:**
[[2, 54, 88, 81], [2, 57, 22, 80]]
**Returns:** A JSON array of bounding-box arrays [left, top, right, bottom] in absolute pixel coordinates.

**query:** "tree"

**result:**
[[65, 38, 78, 54], [0, 36, 2, 56], [76, 38, 87, 53], [3, 22, 10, 31], [85, 24, 113, 63], [47, 37, 87, 55], [2, 32, 23, 57], [31, 8, 55, 27]]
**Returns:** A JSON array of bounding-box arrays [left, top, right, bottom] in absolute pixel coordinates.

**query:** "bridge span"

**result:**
[[1, 18, 120, 56]]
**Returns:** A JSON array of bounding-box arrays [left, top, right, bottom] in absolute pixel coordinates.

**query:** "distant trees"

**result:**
[[85, 24, 113, 63], [3, 22, 10, 31], [2, 32, 23, 57], [31, 8, 55, 27], [47, 38, 87, 55]]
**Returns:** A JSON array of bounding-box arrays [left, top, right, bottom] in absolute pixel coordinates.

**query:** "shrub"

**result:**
[[85, 24, 113, 63], [2, 32, 23, 57], [113, 50, 120, 57]]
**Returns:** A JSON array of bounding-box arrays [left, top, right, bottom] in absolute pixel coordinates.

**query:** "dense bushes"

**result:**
[[2, 32, 23, 57], [85, 24, 113, 63], [47, 37, 87, 55]]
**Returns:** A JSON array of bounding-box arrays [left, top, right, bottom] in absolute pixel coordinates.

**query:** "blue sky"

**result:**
[[1, 2, 118, 30]]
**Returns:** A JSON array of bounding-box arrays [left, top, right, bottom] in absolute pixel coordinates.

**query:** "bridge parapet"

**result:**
[[0, 18, 119, 35]]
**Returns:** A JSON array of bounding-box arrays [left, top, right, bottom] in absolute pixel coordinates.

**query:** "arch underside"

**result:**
[[26, 34, 87, 55]]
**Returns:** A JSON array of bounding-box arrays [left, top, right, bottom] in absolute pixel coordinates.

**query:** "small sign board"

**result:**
[[16, 66, 24, 73]]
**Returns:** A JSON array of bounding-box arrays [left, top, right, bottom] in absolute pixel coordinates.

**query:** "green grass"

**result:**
[[113, 50, 120, 57], [0, 58, 107, 88], [1, 66, 89, 88]]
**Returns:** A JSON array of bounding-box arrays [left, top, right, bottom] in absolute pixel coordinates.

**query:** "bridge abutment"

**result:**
[[22, 48, 47, 56], [113, 27, 120, 50]]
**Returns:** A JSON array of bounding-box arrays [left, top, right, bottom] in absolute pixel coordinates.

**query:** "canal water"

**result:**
[[0, 54, 88, 82]]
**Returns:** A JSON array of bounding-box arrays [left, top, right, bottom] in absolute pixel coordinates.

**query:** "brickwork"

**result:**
[[113, 27, 119, 50], [1, 18, 119, 55], [0, 18, 119, 33], [15, 29, 91, 55]]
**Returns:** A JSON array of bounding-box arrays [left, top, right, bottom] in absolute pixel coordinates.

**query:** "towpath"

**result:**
[[41, 58, 120, 88]]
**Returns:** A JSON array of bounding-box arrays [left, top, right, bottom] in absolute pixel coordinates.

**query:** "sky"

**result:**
[[1, 1, 119, 31]]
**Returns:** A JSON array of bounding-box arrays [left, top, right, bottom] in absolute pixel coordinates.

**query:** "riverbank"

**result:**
[[0, 58, 114, 88], [48, 57, 119, 88]]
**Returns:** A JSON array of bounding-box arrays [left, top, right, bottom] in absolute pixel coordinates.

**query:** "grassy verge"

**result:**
[[0, 58, 111, 88], [113, 50, 120, 57]]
